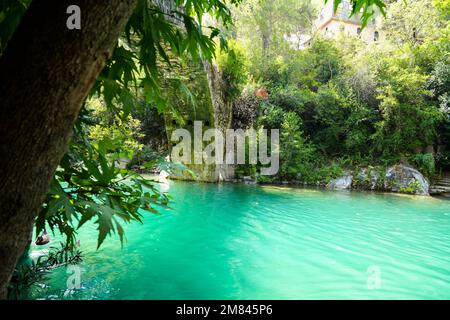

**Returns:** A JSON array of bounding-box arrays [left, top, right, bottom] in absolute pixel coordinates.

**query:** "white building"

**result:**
[[301, 0, 382, 47]]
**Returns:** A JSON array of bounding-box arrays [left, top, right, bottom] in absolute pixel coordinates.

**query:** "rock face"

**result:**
[[353, 168, 380, 190], [328, 174, 353, 190], [429, 173, 450, 195], [325, 165, 429, 195], [384, 165, 429, 195], [164, 60, 235, 183]]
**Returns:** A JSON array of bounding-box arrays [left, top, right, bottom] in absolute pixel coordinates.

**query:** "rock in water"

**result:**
[[328, 175, 353, 190], [384, 165, 429, 195]]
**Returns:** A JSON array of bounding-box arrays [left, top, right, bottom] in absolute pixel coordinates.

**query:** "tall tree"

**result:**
[[234, 0, 315, 74], [0, 0, 139, 299], [381, 0, 442, 66]]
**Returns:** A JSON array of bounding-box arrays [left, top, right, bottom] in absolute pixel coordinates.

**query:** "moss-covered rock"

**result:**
[[384, 165, 429, 195]]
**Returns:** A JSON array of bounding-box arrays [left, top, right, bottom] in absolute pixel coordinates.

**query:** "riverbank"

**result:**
[[163, 164, 440, 196]]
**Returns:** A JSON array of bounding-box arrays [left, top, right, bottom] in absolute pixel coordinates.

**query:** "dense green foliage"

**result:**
[[216, 40, 248, 102], [231, 0, 450, 183]]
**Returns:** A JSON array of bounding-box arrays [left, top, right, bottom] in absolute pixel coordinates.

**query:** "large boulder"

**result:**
[[384, 165, 429, 195], [328, 174, 353, 190]]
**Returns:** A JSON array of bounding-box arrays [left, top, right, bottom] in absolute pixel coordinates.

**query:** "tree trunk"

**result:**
[[0, 0, 138, 299], [202, 59, 235, 182]]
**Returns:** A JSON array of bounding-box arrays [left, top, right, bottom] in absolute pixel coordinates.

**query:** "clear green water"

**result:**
[[27, 181, 450, 299]]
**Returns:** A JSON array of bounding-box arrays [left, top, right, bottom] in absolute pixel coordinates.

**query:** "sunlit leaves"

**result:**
[[38, 116, 170, 249], [91, 0, 240, 117], [326, 0, 386, 28]]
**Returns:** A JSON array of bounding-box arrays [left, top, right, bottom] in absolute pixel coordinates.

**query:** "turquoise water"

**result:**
[[27, 181, 450, 299]]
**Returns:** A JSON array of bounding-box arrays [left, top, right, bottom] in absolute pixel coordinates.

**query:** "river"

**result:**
[[26, 181, 450, 299]]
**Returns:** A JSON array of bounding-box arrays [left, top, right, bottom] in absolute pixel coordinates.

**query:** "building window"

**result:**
[[357, 27, 361, 35], [374, 31, 379, 41]]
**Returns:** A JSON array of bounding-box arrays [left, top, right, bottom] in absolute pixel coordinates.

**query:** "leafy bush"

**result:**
[[279, 112, 318, 180], [411, 153, 436, 177], [87, 98, 144, 158], [258, 102, 286, 129], [232, 88, 259, 129], [129, 145, 166, 171], [216, 40, 248, 103], [399, 181, 422, 194]]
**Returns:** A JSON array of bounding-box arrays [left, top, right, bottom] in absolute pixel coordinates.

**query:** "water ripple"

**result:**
[[27, 182, 450, 300]]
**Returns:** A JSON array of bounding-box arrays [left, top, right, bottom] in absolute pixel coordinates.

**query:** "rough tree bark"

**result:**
[[0, 0, 138, 299]]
